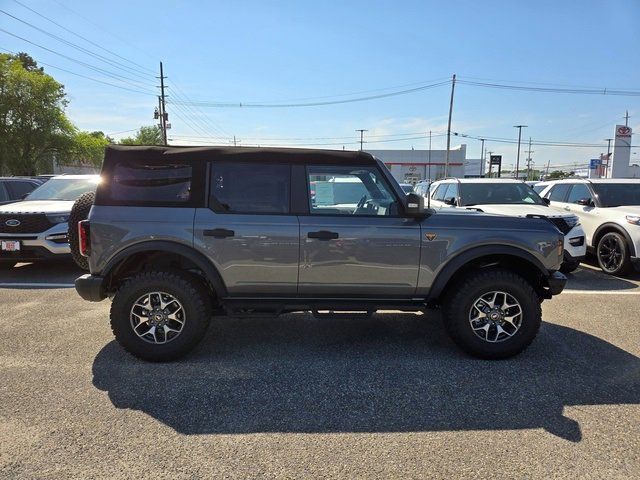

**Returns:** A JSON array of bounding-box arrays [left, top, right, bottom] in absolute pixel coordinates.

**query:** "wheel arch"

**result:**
[[593, 223, 636, 257], [426, 245, 549, 303], [101, 240, 227, 298]]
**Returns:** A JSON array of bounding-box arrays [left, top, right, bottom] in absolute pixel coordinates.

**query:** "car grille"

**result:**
[[547, 217, 572, 235], [0, 213, 54, 234]]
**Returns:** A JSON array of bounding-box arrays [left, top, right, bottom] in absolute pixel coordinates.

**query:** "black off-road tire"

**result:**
[[596, 232, 631, 276], [68, 191, 95, 271], [110, 270, 212, 362], [442, 269, 542, 360]]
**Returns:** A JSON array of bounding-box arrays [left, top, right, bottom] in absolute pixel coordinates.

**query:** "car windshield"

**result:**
[[25, 177, 100, 201], [400, 184, 414, 193], [460, 183, 546, 206], [591, 183, 640, 207]]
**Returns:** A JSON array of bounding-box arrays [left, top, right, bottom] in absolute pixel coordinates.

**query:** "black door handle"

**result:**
[[308, 230, 339, 240], [204, 228, 235, 238]]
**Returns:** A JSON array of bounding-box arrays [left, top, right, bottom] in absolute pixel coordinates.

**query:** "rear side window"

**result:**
[[210, 162, 290, 214], [107, 161, 193, 205], [6, 181, 37, 199], [548, 184, 571, 202]]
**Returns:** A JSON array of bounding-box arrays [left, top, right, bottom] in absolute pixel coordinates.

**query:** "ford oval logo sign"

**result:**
[[5, 219, 20, 227]]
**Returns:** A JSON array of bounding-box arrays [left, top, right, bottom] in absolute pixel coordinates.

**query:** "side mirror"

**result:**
[[542, 197, 551, 205], [404, 192, 425, 218], [444, 197, 457, 206], [577, 198, 592, 206]]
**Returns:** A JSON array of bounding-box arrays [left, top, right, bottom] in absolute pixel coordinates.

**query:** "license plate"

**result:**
[[1, 240, 20, 252]]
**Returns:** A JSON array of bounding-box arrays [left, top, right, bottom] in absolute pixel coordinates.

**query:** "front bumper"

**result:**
[[541, 271, 567, 298], [75, 274, 107, 302], [563, 251, 585, 265], [0, 222, 70, 262]]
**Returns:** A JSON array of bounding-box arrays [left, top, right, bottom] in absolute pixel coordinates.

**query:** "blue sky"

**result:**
[[1, 0, 638, 169]]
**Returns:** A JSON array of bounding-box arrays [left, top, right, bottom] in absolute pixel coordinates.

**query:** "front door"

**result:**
[[194, 161, 299, 295], [299, 164, 421, 296]]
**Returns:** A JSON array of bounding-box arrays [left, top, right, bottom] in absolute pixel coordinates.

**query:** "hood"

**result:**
[[0, 200, 75, 214], [464, 203, 570, 218], [604, 205, 640, 216]]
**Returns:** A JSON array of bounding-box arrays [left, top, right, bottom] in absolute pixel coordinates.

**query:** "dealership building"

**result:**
[[368, 144, 483, 184]]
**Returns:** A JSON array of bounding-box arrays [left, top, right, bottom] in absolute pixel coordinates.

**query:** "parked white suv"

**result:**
[[537, 179, 640, 275], [0, 175, 100, 267], [427, 178, 587, 272]]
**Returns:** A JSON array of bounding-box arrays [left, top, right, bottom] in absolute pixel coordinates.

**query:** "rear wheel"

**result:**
[[443, 269, 541, 359], [110, 270, 212, 361], [596, 232, 630, 275], [68, 191, 95, 271]]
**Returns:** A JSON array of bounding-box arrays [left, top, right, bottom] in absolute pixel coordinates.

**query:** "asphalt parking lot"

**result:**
[[1, 260, 639, 478]]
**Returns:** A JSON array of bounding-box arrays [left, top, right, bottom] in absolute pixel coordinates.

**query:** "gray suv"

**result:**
[[75, 145, 566, 361]]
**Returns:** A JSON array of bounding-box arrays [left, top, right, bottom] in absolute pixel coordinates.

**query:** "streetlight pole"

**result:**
[[479, 138, 485, 177], [427, 130, 432, 182], [514, 125, 527, 178]]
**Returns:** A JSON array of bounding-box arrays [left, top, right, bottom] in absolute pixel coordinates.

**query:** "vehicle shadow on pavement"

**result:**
[[92, 313, 640, 442]]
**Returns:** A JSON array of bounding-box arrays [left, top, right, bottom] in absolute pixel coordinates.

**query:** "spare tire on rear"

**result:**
[[68, 191, 95, 271]]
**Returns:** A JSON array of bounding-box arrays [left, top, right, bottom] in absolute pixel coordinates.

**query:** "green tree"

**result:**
[[546, 170, 571, 180], [119, 125, 163, 145], [0, 53, 74, 175], [67, 130, 112, 167]]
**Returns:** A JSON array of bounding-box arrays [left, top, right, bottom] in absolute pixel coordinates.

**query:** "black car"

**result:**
[[0, 177, 42, 205]]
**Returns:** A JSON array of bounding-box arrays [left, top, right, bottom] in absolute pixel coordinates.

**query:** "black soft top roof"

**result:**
[[104, 145, 377, 165]]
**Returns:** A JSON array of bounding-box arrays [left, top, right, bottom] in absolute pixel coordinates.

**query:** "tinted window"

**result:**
[[445, 183, 459, 202], [307, 165, 398, 216], [591, 183, 640, 207], [459, 182, 545, 206], [0, 183, 9, 202], [548, 184, 571, 202], [567, 184, 592, 204], [109, 162, 192, 203], [210, 162, 290, 213], [6, 181, 37, 199]]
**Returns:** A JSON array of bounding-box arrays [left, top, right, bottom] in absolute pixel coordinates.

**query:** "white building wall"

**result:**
[[367, 145, 467, 184]]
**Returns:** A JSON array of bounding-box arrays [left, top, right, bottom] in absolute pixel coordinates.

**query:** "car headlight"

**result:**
[[47, 214, 70, 224], [626, 215, 640, 225]]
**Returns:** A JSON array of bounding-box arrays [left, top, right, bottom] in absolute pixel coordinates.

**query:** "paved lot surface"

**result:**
[[1, 260, 639, 478]]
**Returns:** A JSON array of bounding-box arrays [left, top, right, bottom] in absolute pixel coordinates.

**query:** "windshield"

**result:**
[[592, 183, 640, 207], [26, 177, 100, 201], [532, 185, 546, 194], [460, 183, 546, 206], [400, 184, 414, 193]]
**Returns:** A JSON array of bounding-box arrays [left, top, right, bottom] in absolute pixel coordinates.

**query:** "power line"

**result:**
[[171, 131, 448, 141], [166, 80, 452, 108], [0, 46, 157, 96], [457, 79, 640, 96], [0, 28, 156, 91], [1, 7, 154, 81]]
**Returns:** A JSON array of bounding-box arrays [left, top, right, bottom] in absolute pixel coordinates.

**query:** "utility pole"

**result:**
[[479, 138, 485, 177], [513, 125, 527, 179], [427, 130, 432, 182], [545, 160, 551, 179], [525, 137, 534, 180], [604, 138, 613, 178], [487, 151, 494, 178], [625, 110, 630, 127], [445, 73, 456, 177], [356, 129, 367, 151], [158, 62, 168, 145]]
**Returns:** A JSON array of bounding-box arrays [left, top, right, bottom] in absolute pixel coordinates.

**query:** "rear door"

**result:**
[[298, 164, 421, 296], [194, 161, 299, 295]]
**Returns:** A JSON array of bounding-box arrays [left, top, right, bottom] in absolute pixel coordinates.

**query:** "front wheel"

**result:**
[[596, 232, 631, 275], [110, 270, 212, 361], [442, 269, 542, 359]]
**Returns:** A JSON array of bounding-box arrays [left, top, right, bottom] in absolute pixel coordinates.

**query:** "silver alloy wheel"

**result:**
[[130, 291, 186, 344], [468, 291, 522, 343]]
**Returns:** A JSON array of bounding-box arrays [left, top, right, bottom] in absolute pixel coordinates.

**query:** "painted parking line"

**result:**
[[0, 283, 75, 288], [562, 289, 640, 295]]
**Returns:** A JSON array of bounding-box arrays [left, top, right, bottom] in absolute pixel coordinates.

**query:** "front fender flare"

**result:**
[[426, 244, 548, 302]]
